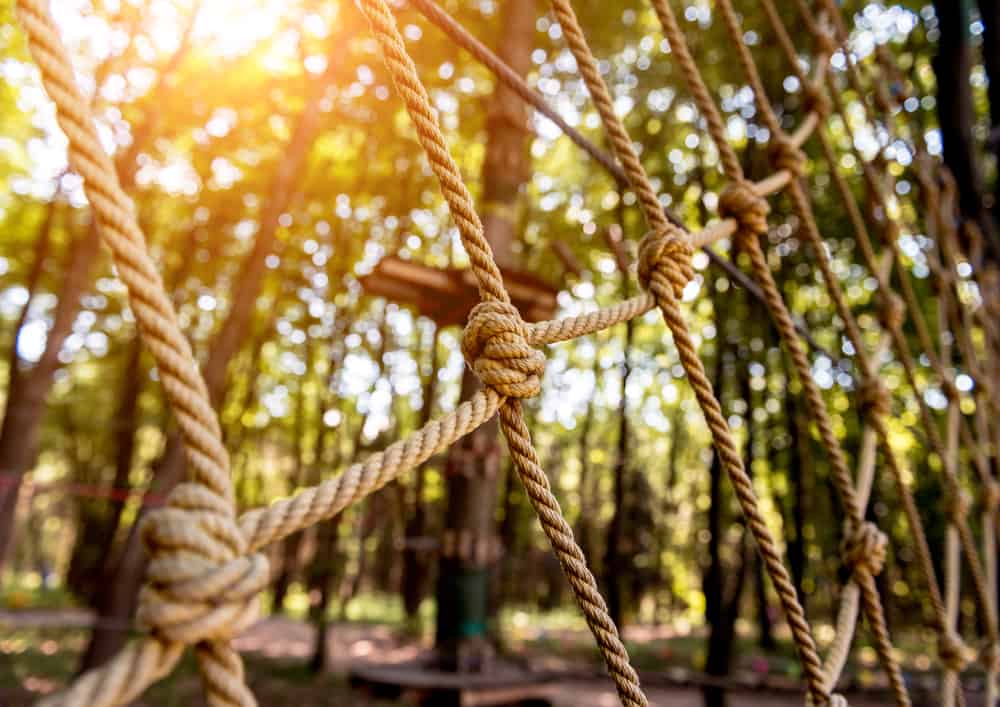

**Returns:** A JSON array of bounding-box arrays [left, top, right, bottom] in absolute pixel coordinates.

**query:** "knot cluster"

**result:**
[[803, 82, 832, 120], [938, 630, 974, 673], [462, 301, 545, 399], [637, 227, 694, 299], [718, 180, 770, 244], [876, 291, 905, 332], [138, 482, 270, 647], [857, 376, 891, 419], [769, 135, 807, 178], [841, 520, 888, 578]]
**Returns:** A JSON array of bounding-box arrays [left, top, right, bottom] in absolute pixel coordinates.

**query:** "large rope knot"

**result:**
[[461, 301, 545, 399], [637, 227, 694, 299], [137, 482, 270, 647], [718, 180, 770, 247], [841, 520, 888, 578], [857, 375, 891, 419], [806, 693, 849, 707], [876, 291, 905, 332], [769, 134, 808, 179], [938, 630, 975, 673]]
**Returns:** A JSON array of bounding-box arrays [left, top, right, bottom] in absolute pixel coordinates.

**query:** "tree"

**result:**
[[433, 0, 536, 671]]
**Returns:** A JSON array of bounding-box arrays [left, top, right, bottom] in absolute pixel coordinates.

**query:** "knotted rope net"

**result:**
[[14, 0, 1000, 705]]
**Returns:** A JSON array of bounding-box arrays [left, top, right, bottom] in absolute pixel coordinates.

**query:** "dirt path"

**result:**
[[0, 611, 965, 706]]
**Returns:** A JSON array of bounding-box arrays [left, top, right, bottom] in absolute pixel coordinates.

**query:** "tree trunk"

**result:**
[[933, 0, 1000, 255], [402, 325, 441, 619], [270, 343, 312, 612], [0, 222, 101, 572], [433, 0, 535, 673], [81, 53, 343, 669], [979, 0, 1000, 242], [604, 310, 633, 628]]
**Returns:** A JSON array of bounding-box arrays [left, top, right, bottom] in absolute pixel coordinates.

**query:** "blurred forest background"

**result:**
[[1, 0, 999, 705]]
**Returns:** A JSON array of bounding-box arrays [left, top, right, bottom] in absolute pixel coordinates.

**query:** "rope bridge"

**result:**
[[12, 0, 1000, 705]]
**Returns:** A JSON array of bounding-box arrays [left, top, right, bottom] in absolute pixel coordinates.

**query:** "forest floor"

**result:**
[[0, 608, 980, 706]]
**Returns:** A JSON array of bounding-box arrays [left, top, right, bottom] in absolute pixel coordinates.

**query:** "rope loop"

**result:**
[[857, 375, 891, 419], [938, 630, 974, 673], [718, 180, 770, 246], [802, 82, 832, 120], [462, 301, 545, 399], [876, 291, 905, 332], [637, 227, 694, 299], [769, 133, 808, 178], [841, 519, 888, 578], [137, 482, 270, 647]]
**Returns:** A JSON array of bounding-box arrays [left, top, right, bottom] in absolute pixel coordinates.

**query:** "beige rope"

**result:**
[[16, 1, 266, 705], [650, 1, 905, 702], [356, 1, 647, 704], [549, 0, 828, 702]]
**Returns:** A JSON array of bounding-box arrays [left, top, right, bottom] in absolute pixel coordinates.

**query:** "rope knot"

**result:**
[[946, 486, 972, 522], [841, 520, 888, 578], [941, 378, 961, 403], [857, 376, 891, 419], [769, 134, 807, 178], [803, 82, 832, 120], [986, 480, 1000, 512], [938, 630, 974, 673], [137, 483, 270, 646], [876, 291, 905, 332], [815, 30, 839, 58], [461, 301, 545, 399], [718, 180, 770, 245], [637, 227, 694, 299], [981, 641, 1000, 675]]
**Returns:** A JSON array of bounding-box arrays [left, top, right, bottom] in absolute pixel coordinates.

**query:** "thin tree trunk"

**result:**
[[402, 325, 441, 619], [434, 0, 535, 673], [0, 221, 101, 570], [933, 0, 1000, 255], [81, 49, 346, 669]]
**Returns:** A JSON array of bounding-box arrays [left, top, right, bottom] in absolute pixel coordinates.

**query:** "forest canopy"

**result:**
[[1, 0, 999, 706]]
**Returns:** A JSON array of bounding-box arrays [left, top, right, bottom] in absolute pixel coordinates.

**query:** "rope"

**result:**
[[357, 2, 647, 703], [649, 1, 910, 703], [16, 1, 265, 704], [21, 0, 1000, 704], [548, 0, 828, 702]]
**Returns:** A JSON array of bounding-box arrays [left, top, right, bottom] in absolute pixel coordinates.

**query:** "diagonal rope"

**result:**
[[546, 0, 828, 703], [648, 2, 906, 703]]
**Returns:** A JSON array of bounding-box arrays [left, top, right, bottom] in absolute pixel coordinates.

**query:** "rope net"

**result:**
[[12, 0, 1000, 705]]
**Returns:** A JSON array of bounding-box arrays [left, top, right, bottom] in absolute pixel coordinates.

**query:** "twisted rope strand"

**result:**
[[17, 2, 261, 705], [546, 1, 827, 702]]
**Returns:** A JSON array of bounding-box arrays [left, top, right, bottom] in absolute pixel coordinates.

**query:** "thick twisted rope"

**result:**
[[548, 0, 829, 703], [357, 1, 647, 704], [16, 2, 269, 705]]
